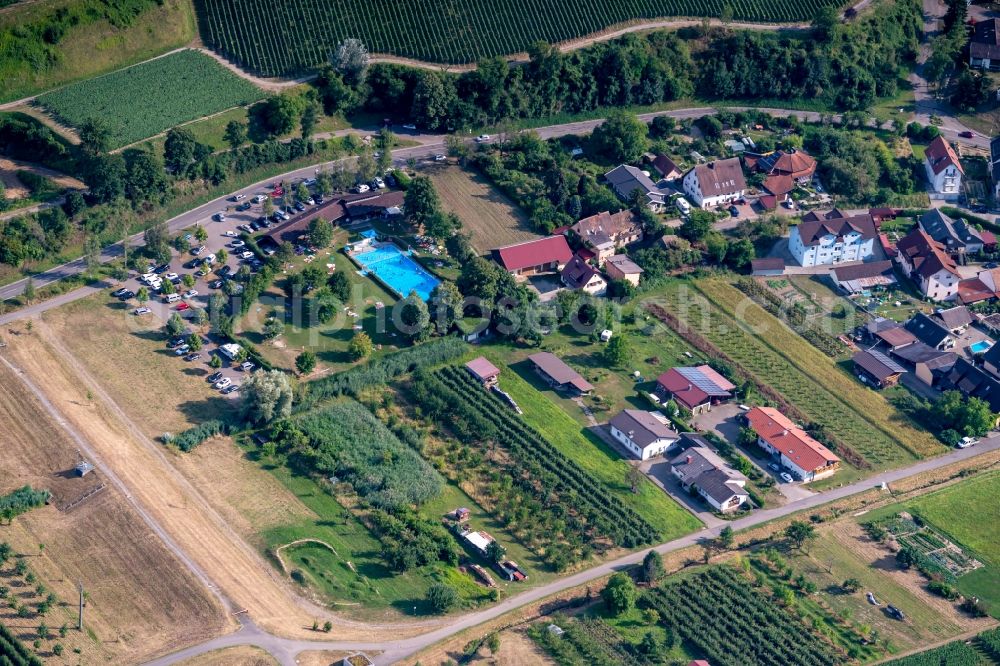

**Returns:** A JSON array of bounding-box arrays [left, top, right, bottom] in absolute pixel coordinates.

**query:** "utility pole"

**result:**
[[77, 582, 84, 631]]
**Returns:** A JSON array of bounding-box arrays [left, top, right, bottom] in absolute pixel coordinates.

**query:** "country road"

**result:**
[[143, 436, 1000, 666]]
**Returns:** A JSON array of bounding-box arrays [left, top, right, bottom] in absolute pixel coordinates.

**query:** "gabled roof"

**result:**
[[832, 260, 896, 292], [957, 278, 995, 305], [656, 365, 735, 410], [345, 190, 406, 218], [465, 357, 500, 381], [604, 254, 643, 275], [604, 165, 659, 201], [560, 255, 606, 290], [875, 326, 918, 349], [936, 305, 973, 330], [528, 352, 594, 392], [695, 469, 750, 505], [971, 18, 1000, 61], [905, 313, 953, 348], [795, 213, 877, 246], [491, 236, 572, 272], [853, 349, 906, 382], [609, 409, 679, 448], [651, 153, 682, 178], [751, 257, 785, 273], [570, 210, 640, 249], [919, 209, 983, 251], [896, 229, 960, 280], [890, 342, 957, 371], [982, 341, 1000, 367], [924, 136, 964, 176], [744, 407, 840, 473], [685, 158, 747, 197], [943, 357, 1000, 412]]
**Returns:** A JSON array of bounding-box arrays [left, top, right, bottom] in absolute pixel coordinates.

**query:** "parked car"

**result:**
[[958, 436, 979, 448], [154, 263, 170, 274], [354, 183, 370, 194], [240, 361, 255, 372], [960, 130, 975, 139], [134, 307, 151, 315], [215, 377, 232, 390], [208, 371, 224, 383], [434, 154, 447, 162], [217, 265, 232, 277], [251, 194, 267, 204], [224, 230, 237, 237], [176, 302, 190, 311], [183, 290, 199, 298], [184, 352, 201, 361], [230, 240, 245, 248], [476, 134, 491, 142], [231, 194, 247, 202], [402, 123, 417, 130], [240, 251, 254, 260], [729, 205, 740, 217], [167, 337, 186, 348], [780, 472, 794, 483], [768, 463, 781, 472], [236, 202, 251, 211], [294, 201, 305, 212], [212, 213, 226, 222], [886, 605, 905, 621], [249, 221, 261, 231], [117, 290, 135, 301], [191, 245, 206, 256], [209, 279, 224, 289], [112, 288, 129, 297], [986, 262, 999, 270], [305, 197, 315, 205], [867, 592, 880, 606], [174, 345, 191, 356], [237, 224, 253, 233], [164, 272, 179, 281], [371, 177, 385, 189], [256, 216, 270, 228], [222, 384, 239, 394]]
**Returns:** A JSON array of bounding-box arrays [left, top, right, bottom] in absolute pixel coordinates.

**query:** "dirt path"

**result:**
[[0, 156, 85, 198], [191, 47, 313, 91]]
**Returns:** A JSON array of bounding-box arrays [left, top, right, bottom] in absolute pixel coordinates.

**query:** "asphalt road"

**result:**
[[142, 435, 1000, 666]]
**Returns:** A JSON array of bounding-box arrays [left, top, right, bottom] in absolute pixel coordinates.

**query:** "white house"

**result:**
[[681, 158, 747, 209], [923, 136, 964, 201], [608, 409, 679, 460], [788, 211, 878, 267], [896, 229, 962, 301], [744, 407, 840, 482], [670, 443, 749, 513]]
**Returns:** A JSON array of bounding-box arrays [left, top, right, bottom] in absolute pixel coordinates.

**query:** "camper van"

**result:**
[[675, 197, 691, 217]]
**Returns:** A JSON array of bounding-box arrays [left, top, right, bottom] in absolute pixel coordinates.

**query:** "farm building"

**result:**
[[560, 255, 607, 295], [670, 446, 748, 513], [528, 352, 593, 395], [465, 357, 500, 387], [655, 365, 736, 415], [608, 409, 679, 460], [852, 349, 905, 389], [889, 343, 957, 387], [744, 407, 840, 482], [832, 260, 896, 294], [680, 158, 747, 209], [491, 236, 573, 276], [604, 254, 643, 286], [568, 210, 643, 265], [461, 529, 496, 557]]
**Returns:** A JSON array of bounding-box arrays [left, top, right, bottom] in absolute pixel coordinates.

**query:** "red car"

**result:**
[[176, 302, 190, 311], [960, 130, 975, 139], [271, 188, 284, 197]]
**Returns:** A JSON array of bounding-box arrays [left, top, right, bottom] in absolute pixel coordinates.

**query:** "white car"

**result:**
[[476, 134, 491, 143], [240, 361, 255, 372], [215, 377, 232, 390], [240, 251, 254, 260], [230, 240, 245, 248], [780, 472, 794, 483], [958, 436, 980, 448], [183, 290, 199, 298], [371, 177, 385, 189], [434, 154, 447, 162], [133, 307, 151, 315], [251, 194, 267, 204], [165, 273, 179, 281], [355, 183, 370, 193], [233, 194, 247, 201], [224, 230, 237, 237]]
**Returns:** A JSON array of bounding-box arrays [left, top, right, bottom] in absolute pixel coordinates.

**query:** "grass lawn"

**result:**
[[473, 349, 702, 541]]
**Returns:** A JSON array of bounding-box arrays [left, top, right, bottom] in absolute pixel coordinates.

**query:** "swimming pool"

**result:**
[[970, 340, 993, 354], [353, 243, 441, 301]]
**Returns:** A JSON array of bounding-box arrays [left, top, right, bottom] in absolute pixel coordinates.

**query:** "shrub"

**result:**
[[163, 420, 228, 452], [427, 583, 458, 613]]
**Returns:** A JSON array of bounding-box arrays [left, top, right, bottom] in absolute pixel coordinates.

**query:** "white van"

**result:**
[[675, 197, 691, 216], [164, 293, 181, 303]]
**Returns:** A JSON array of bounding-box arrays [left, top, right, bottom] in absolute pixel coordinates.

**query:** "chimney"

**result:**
[[686, 455, 692, 464]]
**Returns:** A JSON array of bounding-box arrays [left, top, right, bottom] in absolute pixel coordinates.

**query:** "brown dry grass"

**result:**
[[0, 358, 227, 664], [427, 165, 539, 253], [177, 646, 280, 666], [0, 156, 85, 200], [294, 650, 353, 666]]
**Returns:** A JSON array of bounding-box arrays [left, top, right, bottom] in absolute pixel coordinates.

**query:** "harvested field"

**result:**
[[428, 165, 540, 253], [177, 646, 280, 666], [0, 357, 227, 664]]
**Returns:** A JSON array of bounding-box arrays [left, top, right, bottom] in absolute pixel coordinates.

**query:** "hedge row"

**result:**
[[163, 420, 229, 452]]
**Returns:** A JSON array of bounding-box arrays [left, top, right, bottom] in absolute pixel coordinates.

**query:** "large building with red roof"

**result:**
[[656, 365, 736, 415], [895, 229, 961, 301], [491, 236, 573, 276], [744, 407, 840, 482], [744, 149, 817, 198], [923, 136, 963, 201]]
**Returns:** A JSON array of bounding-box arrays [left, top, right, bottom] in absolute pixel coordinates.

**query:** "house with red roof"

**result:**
[[656, 366, 736, 415], [744, 149, 817, 198], [923, 136, 964, 201], [895, 229, 961, 301], [744, 407, 840, 482], [491, 236, 573, 276]]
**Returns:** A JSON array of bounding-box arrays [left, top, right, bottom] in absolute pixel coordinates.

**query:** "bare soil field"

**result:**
[[0, 357, 226, 664], [0, 156, 84, 200], [177, 645, 280, 666], [427, 165, 540, 253]]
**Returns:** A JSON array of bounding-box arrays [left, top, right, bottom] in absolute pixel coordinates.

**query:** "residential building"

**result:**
[[528, 352, 594, 395], [608, 409, 679, 460], [649, 153, 682, 181], [957, 277, 996, 305], [744, 407, 841, 482], [656, 365, 736, 415], [980, 266, 1000, 297], [970, 18, 1000, 70], [604, 254, 643, 286], [787, 211, 877, 267], [905, 313, 956, 350], [869, 208, 900, 228], [491, 236, 573, 276], [941, 357, 1000, 413], [895, 229, 961, 301], [744, 149, 818, 198], [465, 357, 500, 388], [918, 209, 983, 256], [981, 343, 1000, 379], [670, 445, 749, 513], [852, 349, 905, 388], [604, 165, 669, 211], [560, 255, 607, 295], [923, 136, 963, 201], [750, 258, 785, 276], [569, 210, 643, 265], [991, 136, 1000, 200], [890, 343, 957, 386], [681, 158, 747, 209], [935, 305, 973, 334], [832, 260, 896, 294]]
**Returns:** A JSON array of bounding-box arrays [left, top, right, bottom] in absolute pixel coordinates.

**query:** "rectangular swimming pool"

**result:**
[[970, 340, 993, 354], [353, 243, 441, 301]]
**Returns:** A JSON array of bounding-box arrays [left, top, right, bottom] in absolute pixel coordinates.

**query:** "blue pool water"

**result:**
[[970, 340, 993, 354], [353, 244, 441, 301]]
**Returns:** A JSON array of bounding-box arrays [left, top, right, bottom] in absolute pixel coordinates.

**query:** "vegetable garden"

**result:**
[[35, 50, 266, 149], [641, 565, 844, 666], [195, 0, 842, 74]]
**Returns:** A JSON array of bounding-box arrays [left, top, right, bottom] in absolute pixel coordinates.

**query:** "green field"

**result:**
[[196, 0, 840, 73], [35, 49, 266, 148]]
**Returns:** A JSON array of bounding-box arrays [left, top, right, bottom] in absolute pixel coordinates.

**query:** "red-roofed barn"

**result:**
[[491, 236, 573, 276]]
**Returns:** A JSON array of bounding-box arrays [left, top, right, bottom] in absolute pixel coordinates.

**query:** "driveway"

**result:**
[[640, 457, 726, 528]]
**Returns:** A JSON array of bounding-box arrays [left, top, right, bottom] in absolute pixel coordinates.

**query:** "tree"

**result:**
[[166, 313, 186, 337], [84, 234, 102, 273], [164, 127, 198, 172], [209, 354, 223, 369], [136, 286, 149, 304], [295, 351, 317, 374], [485, 541, 506, 563], [182, 274, 196, 289], [224, 120, 247, 150], [426, 583, 458, 613], [603, 333, 631, 366], [404, 176, 441, 230], [78, 118, 111, 155], [641, 550, 665, 584], [160, 277, 175, 295], [143, 221, 171, 264], [327, 271, 351, 302], [638, 632, 665, 660], [718, 525, 735, 550], [63, 191, 86, 218], [241, 369, 293, 424], [896, 545, 918, 570], [300, 101, 320, 140], [262, 318, 284, 339], [331, 38, 370, 85], [217, 248, 229, 265], [590, 110, 648, 163], [261, 94, 306, 136], [262, 196, 274, 217], [194, 225, 208, 243], [399, 291, 430, 342], [308, 217, 333, 248], [430, 281, 463, 335], [410, 71, 456, 131], [187, 333, 202, 351], [679, 209, 715, 243], [602, 573, 637, 616], [842, 578, 862, 593], [785, 521, 816, 551], [21, 277, 35, 303], [812, 5, 840, 41], [349, 331, 373, 360]]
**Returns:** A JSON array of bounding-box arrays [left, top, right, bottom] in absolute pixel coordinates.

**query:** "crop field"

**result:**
[[35, 49, 266, 149], [428, 165, 540, 253], [195, 0, 840, 73], [651, 279, 943, 472]]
